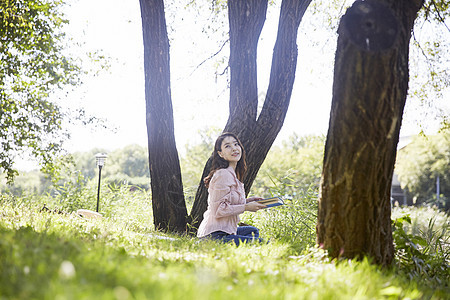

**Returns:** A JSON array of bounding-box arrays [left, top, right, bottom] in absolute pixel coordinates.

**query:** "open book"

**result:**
[[257, 197, 284, 208]]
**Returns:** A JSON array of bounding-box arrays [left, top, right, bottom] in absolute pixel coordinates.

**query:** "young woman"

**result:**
[[197, 132, 266, 245]]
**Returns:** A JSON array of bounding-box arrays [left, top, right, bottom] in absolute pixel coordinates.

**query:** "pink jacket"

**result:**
[[197, 166, 246, 237]]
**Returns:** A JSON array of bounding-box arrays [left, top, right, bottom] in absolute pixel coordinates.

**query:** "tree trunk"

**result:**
[[317, 0, 423, 266], [139, 0, 188, 232], [190, 0, 312, 228], [244, 0, 311, 193]]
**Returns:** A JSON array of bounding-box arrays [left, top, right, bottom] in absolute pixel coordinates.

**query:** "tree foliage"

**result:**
[[252, 134, 324, 197], [102, 145, 150, 178], [395, 129, 450, 209], [305, 0, 449, 131], [0, 0, 82, 183], [406, 0, 450, 131], [66, 145, 150, 190]]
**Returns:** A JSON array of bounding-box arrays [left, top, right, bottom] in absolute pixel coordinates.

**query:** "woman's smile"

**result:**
[[218, 136, 242, 166]]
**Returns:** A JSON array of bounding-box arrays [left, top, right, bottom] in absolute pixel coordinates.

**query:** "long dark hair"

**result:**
[[204, 132, 247, 187]]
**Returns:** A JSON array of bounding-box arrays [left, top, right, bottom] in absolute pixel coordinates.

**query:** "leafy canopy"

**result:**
[[395, 129, 450, 209], [0, 0, 82, 183]]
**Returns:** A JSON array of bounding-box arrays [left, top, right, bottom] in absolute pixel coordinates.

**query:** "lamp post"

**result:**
[[95, 153, 107, 213]]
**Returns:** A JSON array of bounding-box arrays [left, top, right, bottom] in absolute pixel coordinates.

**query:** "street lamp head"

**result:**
[[95, 153, 108, 167]]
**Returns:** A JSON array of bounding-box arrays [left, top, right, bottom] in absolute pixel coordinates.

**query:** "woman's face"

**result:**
[[218, 136, 242, 164]]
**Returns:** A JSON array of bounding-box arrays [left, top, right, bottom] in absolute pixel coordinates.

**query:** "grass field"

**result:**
[[0, 191, 448, 299]]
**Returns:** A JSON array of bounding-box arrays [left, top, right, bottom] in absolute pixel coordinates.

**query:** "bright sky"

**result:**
[[61, 0, 448, 156]]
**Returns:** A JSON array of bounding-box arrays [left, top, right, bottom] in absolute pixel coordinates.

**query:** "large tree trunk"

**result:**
[[190, 0, 312, 228], [317, 0, 423, 266], [140, 0, 188, 232]]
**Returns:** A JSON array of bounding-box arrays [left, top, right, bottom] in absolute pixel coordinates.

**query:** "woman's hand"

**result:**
[[246, 196, 263, 203], [245, 201, 266, 212]]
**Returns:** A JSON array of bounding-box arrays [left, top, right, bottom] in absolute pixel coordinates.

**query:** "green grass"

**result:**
[[0, 193, 449, 299]]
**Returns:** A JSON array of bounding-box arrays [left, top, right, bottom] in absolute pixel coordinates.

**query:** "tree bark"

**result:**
[[317, 0, 423, 266], [139, 0, 188, 232], [245, 0, 311, 193], [190, 0, 312, 228]]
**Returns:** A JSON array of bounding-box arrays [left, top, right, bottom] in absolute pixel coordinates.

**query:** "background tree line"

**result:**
[[2, 129, 448, 212], [0, 132, 325, 200], [396, 129, 450, 210]]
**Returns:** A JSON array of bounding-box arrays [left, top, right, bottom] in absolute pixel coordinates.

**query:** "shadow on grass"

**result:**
[[0, 225, 190, 299]]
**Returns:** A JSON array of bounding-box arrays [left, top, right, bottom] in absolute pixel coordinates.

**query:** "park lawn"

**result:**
[[0, 200, 447, 300]]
